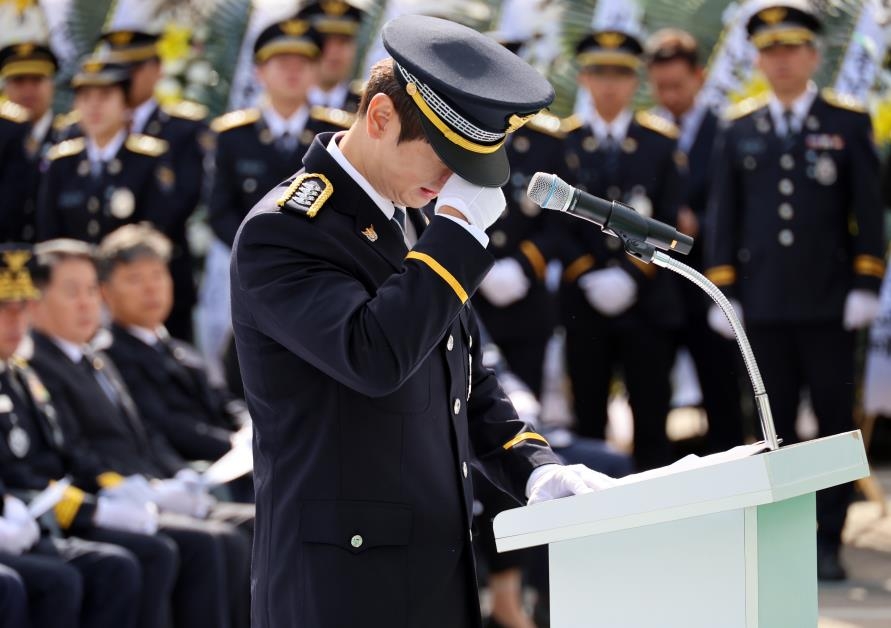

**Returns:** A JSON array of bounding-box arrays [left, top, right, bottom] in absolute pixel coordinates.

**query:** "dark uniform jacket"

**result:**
[[0, 102, 31, 240], [106, 324, 241, 462], [208, 106, 351, 247], [35, 134, 175, 244], [231, 133, 560, 627], [705, 90, 886, 323], [559, 110, 685, 329], [29, 331, 186, 479]]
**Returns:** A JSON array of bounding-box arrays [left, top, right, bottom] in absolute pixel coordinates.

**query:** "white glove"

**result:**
[[478, 258, 530, 307], [843, 290, 881, 330], [99, 474, 157, 504], [707, 300, 743, 340], [578, 268, 638, 316], [230, 422, 253, 449], [151, 478, 216, 519], [435, 174, 506, 231], [526, 463, 618, 505], [94, 496, 159, 535], [0, 496, 40, 554]]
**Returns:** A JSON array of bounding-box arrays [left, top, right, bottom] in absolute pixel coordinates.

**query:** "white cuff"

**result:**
[[437, 214, 489, 248], [525, 463, 560, 499]]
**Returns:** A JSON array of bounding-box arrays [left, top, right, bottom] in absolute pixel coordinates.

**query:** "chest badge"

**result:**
[[814, 154, 837, 186], [361, 225, 378, 242], [110, 188, 135, 219]]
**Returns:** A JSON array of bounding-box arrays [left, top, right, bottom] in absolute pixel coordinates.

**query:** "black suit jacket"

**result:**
[[0, 111, 31, 240], [107, 324, 238, 461], [231, 133, 559, 627], [29, 331, 185, 479]]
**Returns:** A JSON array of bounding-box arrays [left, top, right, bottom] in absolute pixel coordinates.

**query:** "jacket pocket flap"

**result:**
[[300, 500, 412, 553]]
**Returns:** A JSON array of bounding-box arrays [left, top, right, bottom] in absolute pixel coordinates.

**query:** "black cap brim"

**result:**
[[421, 115, 510, 187]]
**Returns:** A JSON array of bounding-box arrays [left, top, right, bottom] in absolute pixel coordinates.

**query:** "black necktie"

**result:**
[[602, 133, 620, 186], [391, 207, 407, 237], [782, 110, 796, 136]]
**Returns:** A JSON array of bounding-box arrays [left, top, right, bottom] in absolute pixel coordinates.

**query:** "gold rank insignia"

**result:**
[[277, 173, 333, 218], [596, 32, 626, 48], [0, 250, 40, 301], [361, 225, 378, 242]]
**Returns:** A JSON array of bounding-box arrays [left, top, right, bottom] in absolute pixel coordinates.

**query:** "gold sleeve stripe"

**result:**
[[97, 471, 124, 489], [705, 265, 737, 286], [502, 432, 549, 450], [520, 241, 547, 280], [854, 255, 886, 279], [563, 255, 595, 283], [53, 485, 86, 530], [405, 251, 468, 303]]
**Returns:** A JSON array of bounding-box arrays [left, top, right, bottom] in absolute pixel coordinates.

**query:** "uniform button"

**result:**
[[778, 229, 795, 247], [462, 461, 468, 478], [446, 335, 454, 351], [490, 230, 507, 248], [243, 178, 257, 193], [779, 179, 794, 196], [350, 534, 363, 548], [453, 398, 461, 415], [87, 220, 100, 238], [780, 154, 795, 170], [87, 197, 100, 213], [778, 203, 794, 220]]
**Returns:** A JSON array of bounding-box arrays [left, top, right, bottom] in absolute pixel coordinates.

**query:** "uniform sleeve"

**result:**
[[208, 133, 245, 247], [704, 126, 741, 299], [233, 212, 494, 397], [848, 112, 886, 292]]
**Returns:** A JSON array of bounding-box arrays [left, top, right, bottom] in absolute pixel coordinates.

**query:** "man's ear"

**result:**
[[365, 93, 395, 140]]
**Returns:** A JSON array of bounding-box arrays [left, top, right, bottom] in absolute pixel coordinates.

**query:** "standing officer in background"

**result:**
[[0, 99, 30, 241], [706, 0, 886, 580], [645, 29, 746, 453], [0, 41, 60, 242], [299, 0, 366, 113], [95, 26, 211, 342], [559, 29, 684, 470], [231, 15, 615, 627]]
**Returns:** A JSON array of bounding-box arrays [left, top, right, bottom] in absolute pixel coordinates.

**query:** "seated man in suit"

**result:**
[[98, 224, 249, 464], [27, 239, 253, 628]]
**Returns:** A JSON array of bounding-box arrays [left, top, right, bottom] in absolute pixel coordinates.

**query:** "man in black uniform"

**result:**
[[299, 0, 366, 113], [0, 41, 60, 242], [705, 0, 886, 580], [0, 100, 30, 241], [231, 15, 616, 628], [559, 30, 684, 470], [645, 29, 747, 452], [95, 28, 210, 341]]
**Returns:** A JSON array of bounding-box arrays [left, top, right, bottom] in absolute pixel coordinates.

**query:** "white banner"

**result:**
[[833, 0, 890, 99], [699, 1, 760, 112], [864, 253, 891, 416]]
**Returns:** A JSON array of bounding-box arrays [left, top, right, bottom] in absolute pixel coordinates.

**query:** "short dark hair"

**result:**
[[97, 223, 172, 282], [357, 58, 425, 144], [31, 239, 97, 290], [645, 29, 700, 70]]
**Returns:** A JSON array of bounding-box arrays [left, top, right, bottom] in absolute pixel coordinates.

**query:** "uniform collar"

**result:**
[[131, 98, 158, 135], [325, 131, 397, 222], [87, 130, 127, 165], [125, 324, 163, 347], [650, 100, 707, 154], [768, 82, 817, 135], [261, 103, 310, 139], [309, 83, 349, 109], [30, 110, 53, 145], [587, 108, 633, 143]]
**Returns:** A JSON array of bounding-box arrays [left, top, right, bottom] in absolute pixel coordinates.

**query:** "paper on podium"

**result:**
[[612, 442, 771, 487], [28, 477, 72, 518]]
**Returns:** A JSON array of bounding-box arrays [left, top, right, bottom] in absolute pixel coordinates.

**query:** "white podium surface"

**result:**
[[494, 431, 869, 628]]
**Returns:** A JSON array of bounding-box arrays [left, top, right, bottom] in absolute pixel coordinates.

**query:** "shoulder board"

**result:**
[[277, 173, 333, 218], [821, 88, 867, 114], [634, 111, 679, 139], [210, 108, 260, 133], [560, 114, 584, 134], [53, 110, 81, 131], [47, 137, 86, 161], [723, 94, 769, 121], [126, 134, 169, 157], [349, 78, 366, 96], [310, 105, 355, 129], [524, 112, 565, 138], [0, 100, 28, 124], [161, 100, 209, 122]]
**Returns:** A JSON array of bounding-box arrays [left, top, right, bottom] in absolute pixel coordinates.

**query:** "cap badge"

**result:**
[[15, 43, 34, 57], [109, 31, 134, 46], [596, 32, 626, 49], [281, 20, 309, 36], [759, 8, 788, 24], [83, 60, 103, 73], [321, 0, 350, 17]]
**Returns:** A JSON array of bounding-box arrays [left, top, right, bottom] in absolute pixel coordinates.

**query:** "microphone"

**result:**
[[526, 172, 694, 255]]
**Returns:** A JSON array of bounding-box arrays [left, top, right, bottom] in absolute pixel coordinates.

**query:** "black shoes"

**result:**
[[817, 546, 848, 581]]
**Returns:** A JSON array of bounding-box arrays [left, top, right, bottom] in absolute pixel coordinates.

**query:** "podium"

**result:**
[[493, 431, 869, 628]]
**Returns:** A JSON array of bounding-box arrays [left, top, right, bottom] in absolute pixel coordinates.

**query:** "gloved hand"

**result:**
[[843, 290, 881, 330], [526, 464, 617, 505], [435, 174, 506, 231], [229, 422, 253, 449], [151, 478, 216, 519], [99, 474, 157, 504], [478, 258, 530, 307], [0, 496, 40, 554], [578, 268, 638, 316], [707, 300, 743, 340], [94, 497, 159, 534]]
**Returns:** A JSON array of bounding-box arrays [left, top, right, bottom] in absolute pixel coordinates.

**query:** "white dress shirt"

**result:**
[[768, 82, 818, 136]]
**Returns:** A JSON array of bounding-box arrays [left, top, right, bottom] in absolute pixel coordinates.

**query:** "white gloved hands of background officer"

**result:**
[[151, 469, 215, 519], [707, 300, 743, 340], [578, 267, 638, 316], [843, 290, 880, 330], [478, 258, 530, 307], [434, 173, 506, 231], [0, 495, 40, 555], [95, 497, 159, 534], [526, 463, 618, 505]]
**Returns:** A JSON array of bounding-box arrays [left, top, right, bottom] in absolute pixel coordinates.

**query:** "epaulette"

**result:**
[[723, 94, 770, 121], [210, 108, 260, 133], [821, 88, 867, 114], [47, 137, 86, 161], [634, 110, 680, 139], [560, 114, 584, 134], [310, 105, 355, 129], [126, 133, 169, 157], [349, 78, 366, 97], [277, 173, 333, 218], [162, 100, 209, 121], [0, 100, 28, 124], [53, 110, 81, 131], [524, 112, 565, 139]]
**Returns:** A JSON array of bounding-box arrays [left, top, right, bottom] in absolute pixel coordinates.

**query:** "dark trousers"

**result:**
[[79, 528, 179, 628], [680, 313, 747, 452], [565, 309, 675, 470], [749, 323, 856, 548], [0, 564, 27, 628]]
